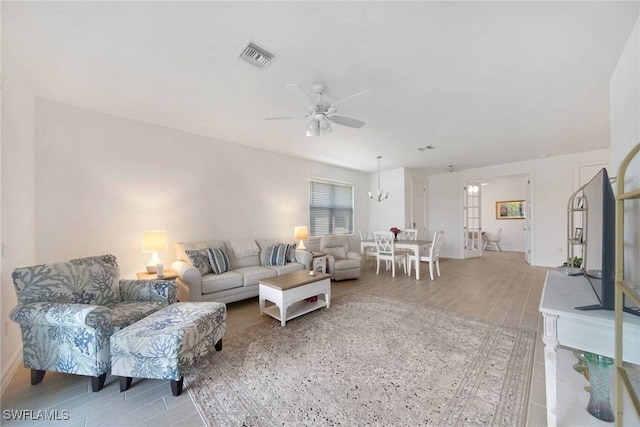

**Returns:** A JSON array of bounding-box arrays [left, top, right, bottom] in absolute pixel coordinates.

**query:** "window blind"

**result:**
[[309, 179, 354, 237]]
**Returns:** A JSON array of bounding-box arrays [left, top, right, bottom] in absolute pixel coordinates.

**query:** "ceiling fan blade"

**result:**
[[331, 90, 369, 108], [286, 84, 317, 107], [327, 115, 366, 128]]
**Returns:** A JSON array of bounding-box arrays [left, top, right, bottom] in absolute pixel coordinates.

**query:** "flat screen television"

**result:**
[[575, 168, 640, 316]]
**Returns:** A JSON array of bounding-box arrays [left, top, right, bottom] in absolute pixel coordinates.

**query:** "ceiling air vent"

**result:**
[[239, 42, 275, 69]]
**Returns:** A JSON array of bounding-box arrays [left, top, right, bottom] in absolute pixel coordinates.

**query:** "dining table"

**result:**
[[360, 239, 432, 280]]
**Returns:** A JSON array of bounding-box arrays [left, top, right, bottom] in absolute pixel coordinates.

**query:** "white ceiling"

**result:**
[[4, 1, 639, 173]]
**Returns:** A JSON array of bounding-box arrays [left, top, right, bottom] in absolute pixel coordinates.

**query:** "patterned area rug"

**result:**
[[186, 294, 535, 426]]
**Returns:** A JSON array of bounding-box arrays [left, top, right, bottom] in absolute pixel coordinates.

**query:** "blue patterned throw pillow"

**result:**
[[265, 244, 289, 266], [185, 249, 213, 276], [286, 243, 297, 262], [207, 247, 230, 275]]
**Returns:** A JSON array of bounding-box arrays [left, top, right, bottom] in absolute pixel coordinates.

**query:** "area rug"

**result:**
[[185, 294, 535, 426]]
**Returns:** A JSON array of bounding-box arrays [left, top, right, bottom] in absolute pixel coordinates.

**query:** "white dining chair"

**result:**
[[373, 231, 406, 278], [400, 229, 418, 240], [413, 230, 444, 281], [396, 229, 418, 274], [483, 228, 502, 252], [359, 230, 377, 269]]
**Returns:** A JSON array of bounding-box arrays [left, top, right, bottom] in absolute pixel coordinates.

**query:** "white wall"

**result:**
[[426, 173, 460, 258], [428, 149, 610, 266], [480, 175, 527, 252], [34, 99, 370, 278], [368, 167, 405, 232], [1, 74, 37, 391], [367, 167, 429, 239], [610, 16, 640, 282]]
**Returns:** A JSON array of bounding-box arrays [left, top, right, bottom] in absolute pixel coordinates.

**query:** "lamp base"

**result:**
[[298, 240, 306, 250]]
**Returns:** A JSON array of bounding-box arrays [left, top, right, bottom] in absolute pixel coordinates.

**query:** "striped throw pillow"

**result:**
[[207, 247, 230, 275], [265, 244, 289, 266]]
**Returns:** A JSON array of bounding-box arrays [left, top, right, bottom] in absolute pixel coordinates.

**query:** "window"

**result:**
[[309, 179, 354, 237]]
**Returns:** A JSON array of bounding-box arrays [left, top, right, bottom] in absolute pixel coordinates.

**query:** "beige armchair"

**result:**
[[319, 235, 361, 281]]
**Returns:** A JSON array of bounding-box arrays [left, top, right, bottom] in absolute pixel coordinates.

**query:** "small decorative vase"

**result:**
[[584, 352, 615, 422], [394, 235, 398, 241], [572, 349, 588, 375]]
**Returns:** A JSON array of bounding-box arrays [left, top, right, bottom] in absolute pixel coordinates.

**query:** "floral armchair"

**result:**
[[10, 254, 177, 391]]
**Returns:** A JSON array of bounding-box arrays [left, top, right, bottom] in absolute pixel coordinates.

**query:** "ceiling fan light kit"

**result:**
[[369, 155, 389, 202], [266, 83, 367, 137]]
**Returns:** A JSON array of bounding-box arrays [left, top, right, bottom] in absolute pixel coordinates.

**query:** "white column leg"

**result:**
[[278, 293, 286, 326], [542, 313, 559, 427]]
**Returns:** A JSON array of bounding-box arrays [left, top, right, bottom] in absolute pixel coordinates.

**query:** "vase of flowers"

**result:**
[[390, 227, 401, 241]]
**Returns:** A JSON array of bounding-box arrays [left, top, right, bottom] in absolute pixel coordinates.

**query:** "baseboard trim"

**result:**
[[1, 346, 22, 398]]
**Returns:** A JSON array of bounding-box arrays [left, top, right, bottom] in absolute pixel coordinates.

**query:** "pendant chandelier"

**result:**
[[368, 156, 389, 202]]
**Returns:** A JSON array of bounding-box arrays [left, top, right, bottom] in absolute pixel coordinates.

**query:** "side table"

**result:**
[[310, 252, 327, 274], [136, 270, 178, 281]]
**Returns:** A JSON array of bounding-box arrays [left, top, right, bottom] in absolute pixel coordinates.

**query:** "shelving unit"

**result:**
[[615, 142, 640, 427], [566, 183, 588, 270]]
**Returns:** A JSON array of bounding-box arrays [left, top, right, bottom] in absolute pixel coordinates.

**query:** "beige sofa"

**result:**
[[171, 239, 312, 303]]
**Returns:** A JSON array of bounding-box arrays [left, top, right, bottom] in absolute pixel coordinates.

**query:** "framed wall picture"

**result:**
[[496, 200, 525, 220]]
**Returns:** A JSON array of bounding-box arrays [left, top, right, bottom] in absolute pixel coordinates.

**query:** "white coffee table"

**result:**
[[259, 270, 331, 326]]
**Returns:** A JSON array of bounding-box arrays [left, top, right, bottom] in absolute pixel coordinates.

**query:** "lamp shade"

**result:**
[[142, 230, 168, 252], [294, 226, 309, 241], [294, 226, 309, 250]]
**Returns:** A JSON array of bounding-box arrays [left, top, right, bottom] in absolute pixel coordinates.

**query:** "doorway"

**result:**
[[463, 173, 532, 261], [464, 183, 482, 258]]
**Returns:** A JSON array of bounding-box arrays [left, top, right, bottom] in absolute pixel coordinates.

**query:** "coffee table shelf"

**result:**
[[262, 296, 327, 324]]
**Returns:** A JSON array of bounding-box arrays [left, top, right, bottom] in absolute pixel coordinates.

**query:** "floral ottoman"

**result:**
[[110, 301, 226, 396]]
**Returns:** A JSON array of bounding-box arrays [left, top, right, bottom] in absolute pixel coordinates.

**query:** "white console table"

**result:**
[[540, 270, 640, 426]]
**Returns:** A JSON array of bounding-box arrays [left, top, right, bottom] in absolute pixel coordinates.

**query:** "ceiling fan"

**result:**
[[265, 83, 368, 137]]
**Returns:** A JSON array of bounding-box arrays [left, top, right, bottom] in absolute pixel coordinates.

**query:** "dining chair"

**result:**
[[483, 228, 502, 252], [413, 230, 445, 281], [400, 229, 418, 240], [359, 230, 377, 269], [396, 229, 418, 274], [373, 231, 406, 278]]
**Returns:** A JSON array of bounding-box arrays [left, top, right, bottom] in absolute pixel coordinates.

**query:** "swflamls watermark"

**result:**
[[3, 409, 70, 421]]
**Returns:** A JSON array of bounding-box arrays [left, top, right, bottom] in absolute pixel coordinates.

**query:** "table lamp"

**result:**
[[142, 230, 167, 274], [294, 226, 309, 250]]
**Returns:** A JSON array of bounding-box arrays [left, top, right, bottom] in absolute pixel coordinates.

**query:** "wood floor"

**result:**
[[1, 251, 549, 426]]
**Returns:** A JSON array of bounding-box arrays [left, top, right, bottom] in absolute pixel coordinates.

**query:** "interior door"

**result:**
[[464, 183, 482, 258], [410, 179, 427, 239]]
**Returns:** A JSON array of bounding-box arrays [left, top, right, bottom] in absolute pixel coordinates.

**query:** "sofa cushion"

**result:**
[[265, 262, 305, 276], [175, 241, 225, 263], [110, 301, 167, 331], [334, 258, 362, 270], [257, 239, 298, 264], [228, 239, 260, 258], [185, 249, 212, 276], [325, 246, 348, 260], [287, 243, 297, 262], [201, 271, 244, 294], [207, 247, 230, 275], [265, 244, 288, 266], [234, 265, 276, 286], [225, 242, 261, 269]]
